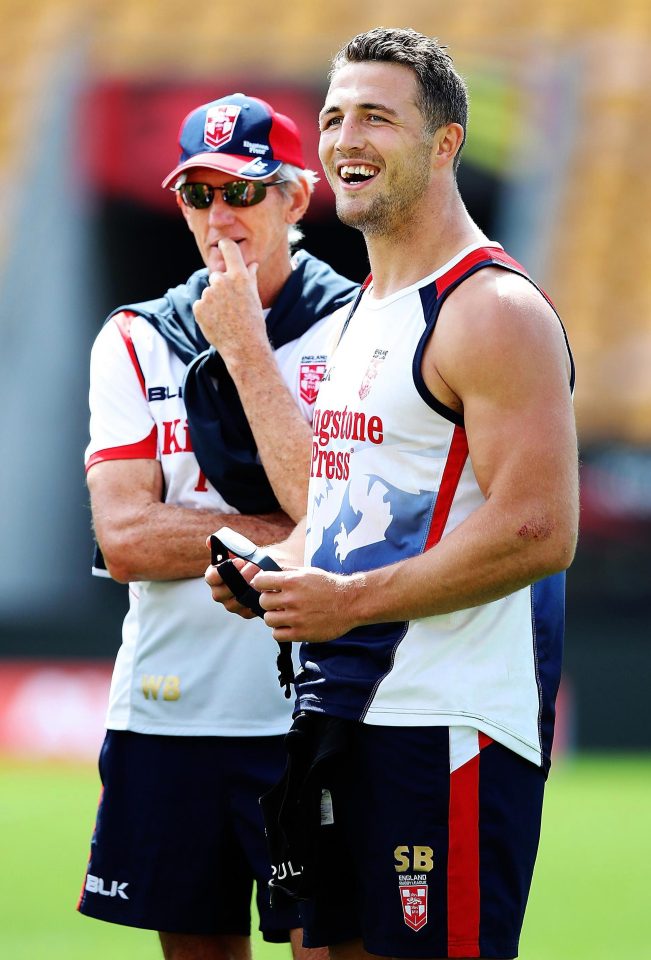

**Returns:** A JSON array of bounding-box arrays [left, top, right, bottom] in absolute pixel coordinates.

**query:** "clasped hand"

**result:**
[[204, 554, 360, 643]]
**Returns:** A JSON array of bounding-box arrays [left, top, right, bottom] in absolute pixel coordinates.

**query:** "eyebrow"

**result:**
[[319, 101, 400, 120]]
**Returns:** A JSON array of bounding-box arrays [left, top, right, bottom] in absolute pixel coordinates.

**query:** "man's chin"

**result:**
[[335, 198, 369, 231], [336, 197, 389, 235]]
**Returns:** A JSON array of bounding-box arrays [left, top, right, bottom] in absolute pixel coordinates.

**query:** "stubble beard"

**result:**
[[333, 141, 432, 238]]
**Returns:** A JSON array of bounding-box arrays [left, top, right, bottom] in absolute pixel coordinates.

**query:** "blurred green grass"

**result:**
[[0, 754, 648, 959]]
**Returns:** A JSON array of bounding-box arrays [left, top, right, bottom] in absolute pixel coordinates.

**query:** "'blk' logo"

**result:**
[[85, 874, 129, 899]]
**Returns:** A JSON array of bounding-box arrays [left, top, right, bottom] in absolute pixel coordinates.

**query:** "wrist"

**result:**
[[339, 572, 371, 630], [223, 337, 274, 373]]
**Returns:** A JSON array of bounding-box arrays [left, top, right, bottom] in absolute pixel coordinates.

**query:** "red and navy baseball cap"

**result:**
[[162, 92, 306, 187]]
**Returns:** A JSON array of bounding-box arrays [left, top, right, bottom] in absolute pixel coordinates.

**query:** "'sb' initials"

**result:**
[[394, 845, 434, 873]]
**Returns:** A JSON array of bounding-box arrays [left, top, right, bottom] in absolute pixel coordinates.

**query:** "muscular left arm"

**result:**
[[254, 271, 579, 642]]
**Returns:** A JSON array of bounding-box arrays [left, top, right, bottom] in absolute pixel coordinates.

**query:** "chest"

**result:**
[[315, 294, 441, 449]]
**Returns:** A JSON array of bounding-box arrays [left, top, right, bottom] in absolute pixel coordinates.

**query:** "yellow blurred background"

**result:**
[[2, 0, 651, 439], [0, 10, 650, 960], [0, 1, 649, 755]]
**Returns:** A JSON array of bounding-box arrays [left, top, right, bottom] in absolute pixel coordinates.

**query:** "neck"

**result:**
[[256, 251, 294, 310], [365, 187, 488, 299]]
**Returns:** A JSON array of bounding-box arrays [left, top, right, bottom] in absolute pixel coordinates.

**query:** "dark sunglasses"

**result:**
[[176, 179, 287, 209]]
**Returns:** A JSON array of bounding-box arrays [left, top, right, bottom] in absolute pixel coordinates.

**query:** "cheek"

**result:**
[[318, 144, 338, 185], [318, 137, 330, 165], [261, 204, 288, 242], [183, 209, 202, 237]]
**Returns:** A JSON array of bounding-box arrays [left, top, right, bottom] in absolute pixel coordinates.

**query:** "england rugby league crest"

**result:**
[[299, 357, 327, 404], [204, 104, 241, 149], [399, 883, 428, 931], [359, 348, 388, 400]]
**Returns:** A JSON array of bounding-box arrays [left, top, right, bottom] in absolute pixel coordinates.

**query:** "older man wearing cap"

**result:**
[[77, 92, 357, 960]]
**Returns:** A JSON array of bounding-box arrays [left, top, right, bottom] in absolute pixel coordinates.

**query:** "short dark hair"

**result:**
[[330, 27, 468, 169]]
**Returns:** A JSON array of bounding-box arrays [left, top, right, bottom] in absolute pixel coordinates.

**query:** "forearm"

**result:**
[[96, 502, 294, 582], [227, 350, 312, 522], [192, 254, 313, 523], [349, 494, 577, 627]]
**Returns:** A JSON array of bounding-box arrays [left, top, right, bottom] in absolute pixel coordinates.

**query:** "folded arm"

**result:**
[[88, 457, 294, 583]]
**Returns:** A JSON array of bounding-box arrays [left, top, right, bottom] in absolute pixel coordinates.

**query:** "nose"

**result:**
[[207, 191, 237, 226], [333, 114, 366, 153]]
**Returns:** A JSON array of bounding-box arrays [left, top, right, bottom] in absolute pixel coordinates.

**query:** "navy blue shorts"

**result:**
[[77, 730, 300, 940], [299, 724, 546, 959]]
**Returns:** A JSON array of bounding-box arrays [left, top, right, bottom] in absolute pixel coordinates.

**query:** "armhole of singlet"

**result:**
[[412, 261, 575, 423], [412, 276, 466, 426]]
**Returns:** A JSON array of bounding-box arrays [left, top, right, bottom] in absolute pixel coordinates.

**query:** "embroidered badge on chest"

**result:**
[[359, 348, 388, 400], [299, 357, 327, 404]]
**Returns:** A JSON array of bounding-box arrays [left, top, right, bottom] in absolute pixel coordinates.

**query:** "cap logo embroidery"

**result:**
[[243, 139, 269, 156], [204, 105, 241, 149], [237, 157, 272, 177]]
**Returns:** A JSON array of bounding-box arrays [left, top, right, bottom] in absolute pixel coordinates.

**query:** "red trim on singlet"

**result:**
[[447, 733, 492, 957], [436, 246, 525, 298], [112, 310, 146, 397], [424, 425, 469, 550], [85, 425, 159, 472]]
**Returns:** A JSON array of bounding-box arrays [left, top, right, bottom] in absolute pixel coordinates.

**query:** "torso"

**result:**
[[298, 242, 571, 770], [86, 307, 345, 736]]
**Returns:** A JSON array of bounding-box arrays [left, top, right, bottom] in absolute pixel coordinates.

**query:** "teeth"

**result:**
[[340, 164, 377, 180]]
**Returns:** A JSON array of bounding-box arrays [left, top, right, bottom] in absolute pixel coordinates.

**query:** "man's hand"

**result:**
[[193, 239, 268, 364], [252, 567, 364, 643], [204, 557, 259, 620]]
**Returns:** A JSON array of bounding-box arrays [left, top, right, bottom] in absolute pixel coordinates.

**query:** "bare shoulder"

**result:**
[[424, 267, 572, 406]]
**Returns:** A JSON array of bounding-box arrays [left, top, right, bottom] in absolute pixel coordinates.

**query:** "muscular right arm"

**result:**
[[88, 457, 294, 583]]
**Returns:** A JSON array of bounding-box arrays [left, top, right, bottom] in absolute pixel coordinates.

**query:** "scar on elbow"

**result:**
[[517, 517, 554, 541]]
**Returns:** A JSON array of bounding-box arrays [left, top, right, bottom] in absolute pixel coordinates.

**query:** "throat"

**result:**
[[367, 206, 488, 298]]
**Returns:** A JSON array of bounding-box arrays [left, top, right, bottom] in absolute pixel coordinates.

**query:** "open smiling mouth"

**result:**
[[338, 164, 379, 185]]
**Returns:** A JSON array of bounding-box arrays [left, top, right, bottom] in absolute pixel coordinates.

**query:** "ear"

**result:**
[[283, 177, 311, 226], [431, 123, 465, 170]]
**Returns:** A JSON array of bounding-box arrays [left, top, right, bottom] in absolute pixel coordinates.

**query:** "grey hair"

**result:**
[[277, 163, 319, 246]]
